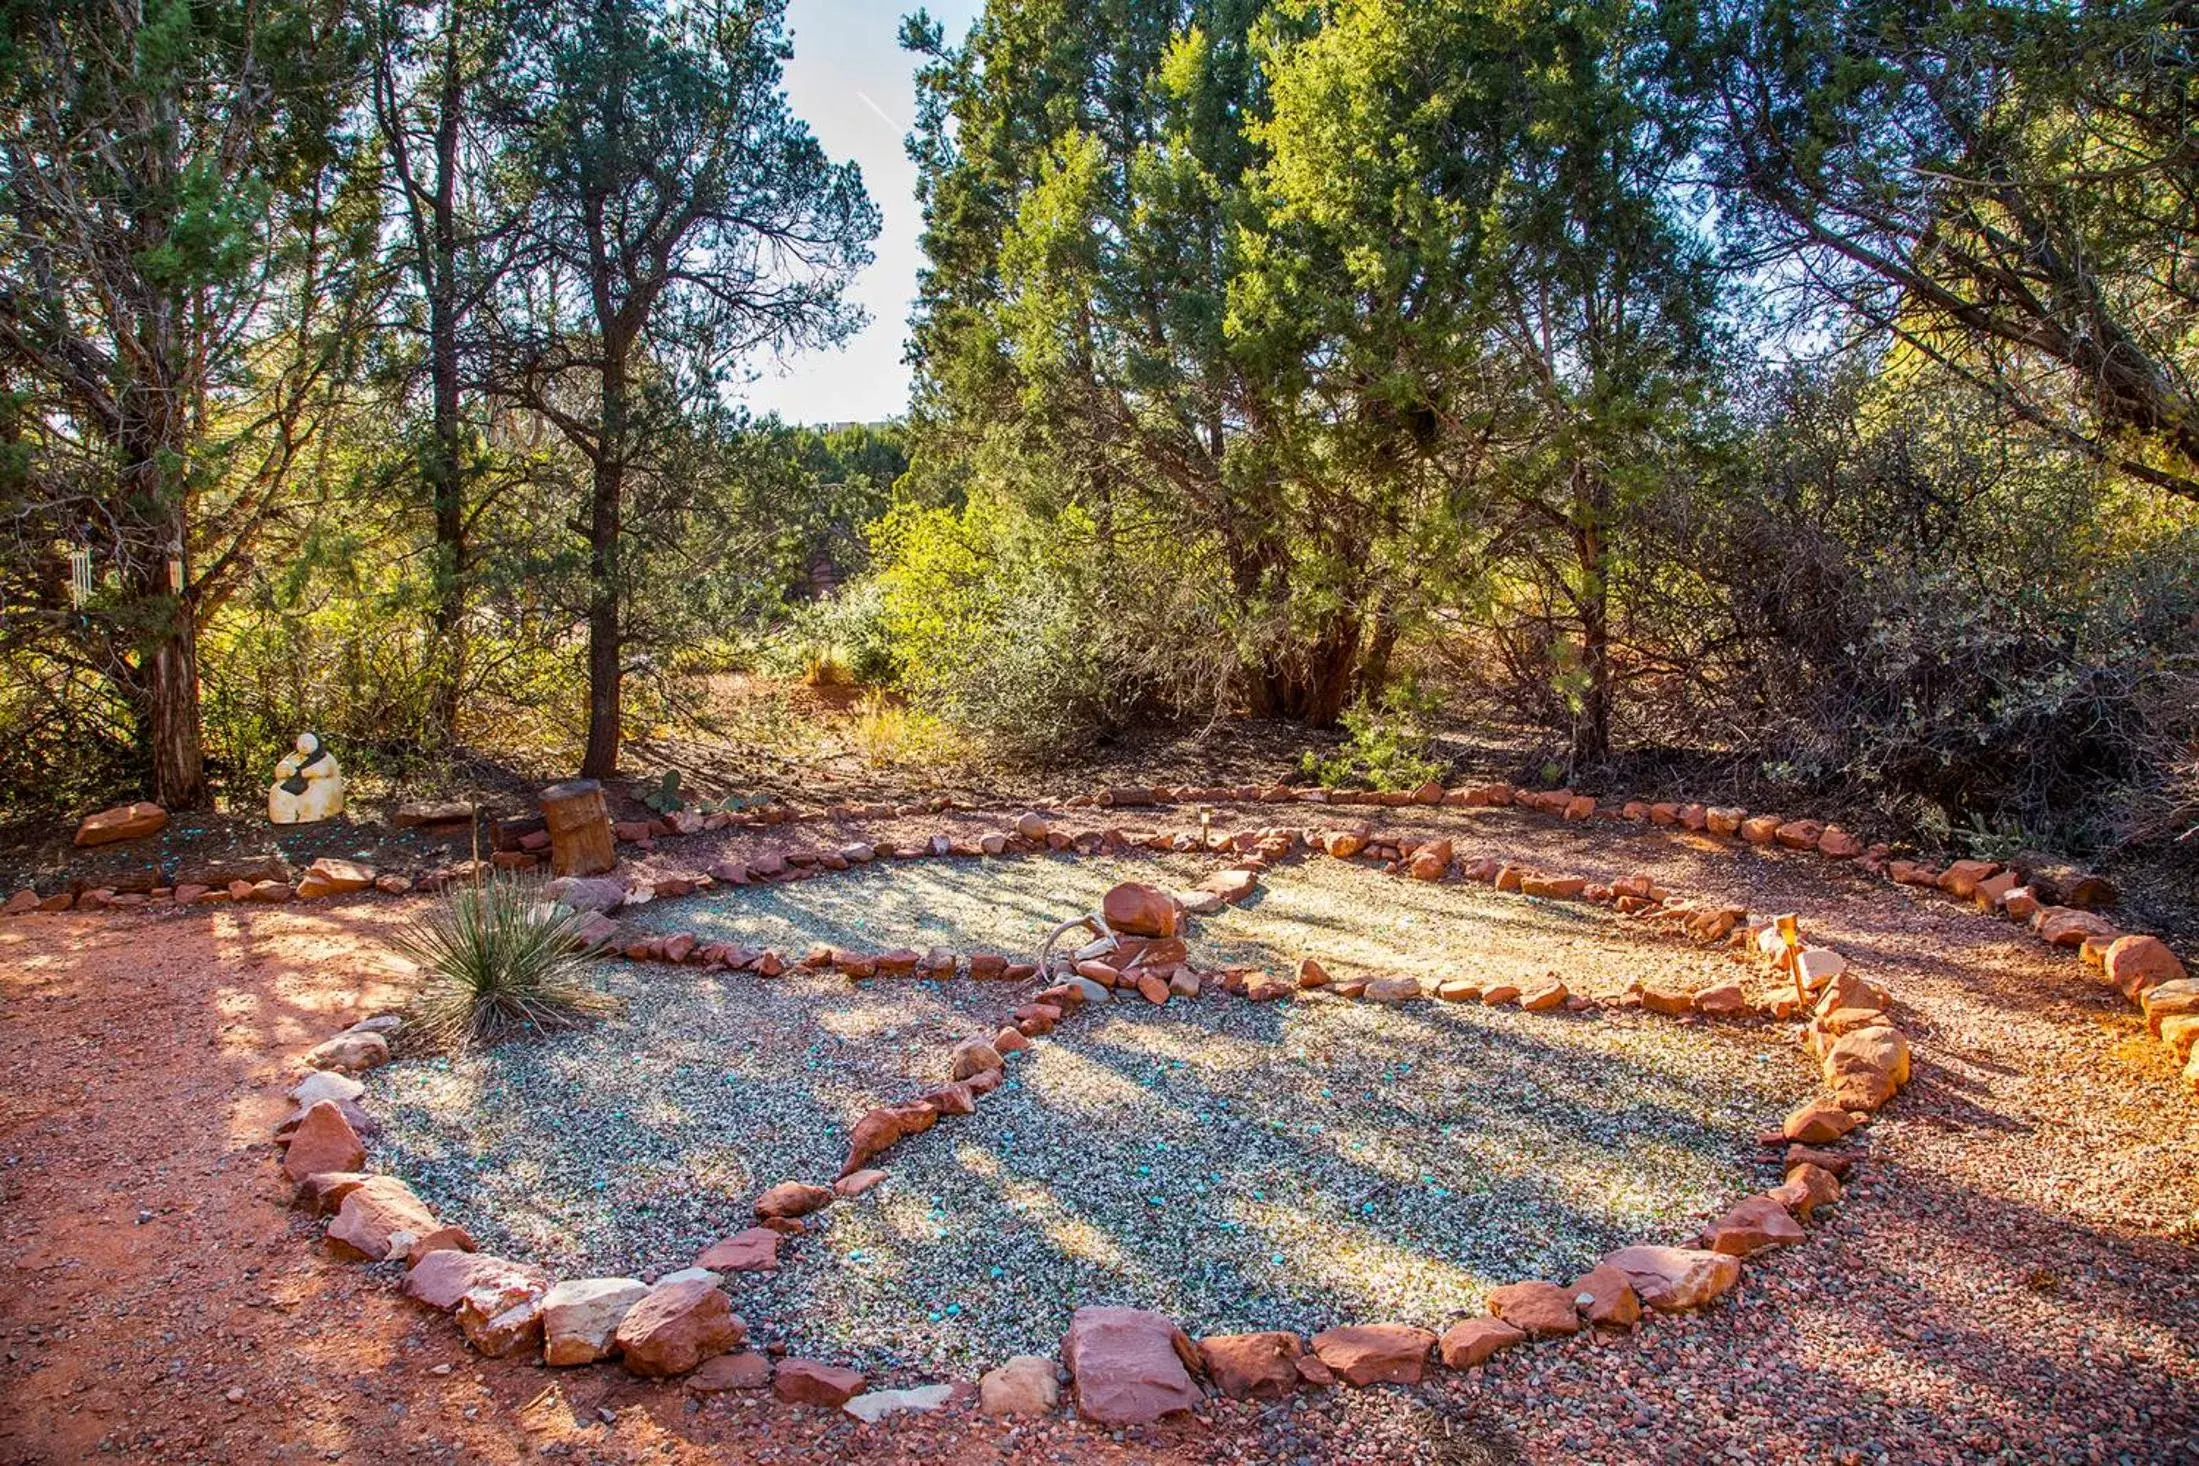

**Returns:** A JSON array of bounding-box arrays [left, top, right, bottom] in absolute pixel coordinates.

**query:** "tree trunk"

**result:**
[[424, 20, 468, 742], [540, 778, 617, 875], [579, 353, 625, 780], [1569, 460, 1612, 768]]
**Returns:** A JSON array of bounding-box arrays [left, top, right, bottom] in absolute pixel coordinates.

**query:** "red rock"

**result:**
[[457, 1287, 545, 1357], [1973, 870, 2020, 910], [296, 857, 374, 899], [1436, 979, 1481, 1003], [1197, 1331, 1304, 1399], [1298, 958, 1333, 989], [697, 1228, 782, 1272], [773, 1358, 866, 1407], [1739, 815, 1782, 845], [1481, 983, 1522, 1006], [1569, 1264, 1641, 1327], [950, 1039, 1004, 1080], [1781, 1100, 1857, 1144], [995, 1027, 1030, 1055], [1320, 823, 1373, 858], [404, 1224, 476, 1266], [326, 1176, 438, 1262], [1706, 807, 1746, 836], [1774, 819, 1825, 850], [1438, 1317, 1525, 1368], [1103, 882, 1179, 938], [281, 1101, 366, 1184], [688, 1351, 774, 1392], [1823, 1025, 1910, 1093], [1817, 827, 1863, 859], [754, 1181, 833, 1220], [74, 801, 167, 847], [615, 1280, 743, 1377], [1294, 1354, 1336, 1387], [835, 1168, 888, 1198], [1519, 874, 1587, 899], [1601, 1245, 1740, 1311], [293, 1171, 371, 1216], [1937, 859, 2000, 899], [1308, 1323, 1437, 1386], [1638, 982, 1699, 1016], [1407, 839, 1453, 881], [2103, 935, 2186, 998], [1361, 975, 1422, 1004], [1487, 1281, 1581, 1337], [1783, 1143, 1856, 1177], [1704, 1194, 1807, 1255], [1771, 1161, 1843, 1220], [967, 952, 1008, 979], [1061, 1306, 1203, 1425], [1135, 973, 1170, 1004], [1200, 868, 1260, 903], [1691, 981, 1746, 1016], [402, 1251, 550, 1312], [924, 1081, 977, 1116]]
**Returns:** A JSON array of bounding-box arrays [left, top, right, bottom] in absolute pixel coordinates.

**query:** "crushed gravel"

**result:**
[[371, 852, 1807, 1374]]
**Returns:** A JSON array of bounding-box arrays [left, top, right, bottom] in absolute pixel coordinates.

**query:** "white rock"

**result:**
[[542, 1278, 651, 1366], [651, 1266, 721, 1288], [290, 1070, 366, 1107], [843, 1384, 954, 1422]]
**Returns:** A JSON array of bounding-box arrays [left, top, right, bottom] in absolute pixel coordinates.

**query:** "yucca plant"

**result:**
[[395, 876, 614, 1055]]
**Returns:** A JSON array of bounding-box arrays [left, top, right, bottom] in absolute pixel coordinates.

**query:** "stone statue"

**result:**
[[269, 733, 345, 825]]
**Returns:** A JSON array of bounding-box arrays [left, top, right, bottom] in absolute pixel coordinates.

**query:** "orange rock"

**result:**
[[1601, 1246, 1740, 1311], [1519, 874, 1588, 899], [616, 1280, 744, 1378], [1308, 1323, 1437, 1386], [1703, 1195, 1806, 1255], [1521, 981, 1569, 1012], [73, 801, 167, 847], [1637, 982, 1698, 1016], [1771, 1161, 1842, 1220], [754, 1181, 833, 1220], [773, 1358, 867, 1406], [1817, 827, 1863, 859], [1487, 1281, 1581, 1337], [1937, 859, 2000, 899], [1297, 958, 1333, 988], [2103, 935, 2187, 998], [1706, 807, 1745, 836], [1740, 816, 1782, 845], [1568, 1264, 1642, 1327], [326, 1176, 438, 1262], [1438, 1317, 1525, 1368], [1774, 819, 1825, 850], [281, 1100, 366, 1184], [1436, 979, 1481, 1003], [1481, 983, 1522, 1006], [1197, 1331, 1304, 1400], [1781, 1100, 1856, 1144], [1103, 881, 1179, 937], [1691, 982, 1746, 1016]]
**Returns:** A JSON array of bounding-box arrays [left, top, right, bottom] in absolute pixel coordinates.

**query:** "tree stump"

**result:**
[[540, 779, 617, 877]]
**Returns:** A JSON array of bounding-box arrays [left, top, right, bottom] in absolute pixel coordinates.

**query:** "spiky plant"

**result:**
[[395, 876, 613, 1054]]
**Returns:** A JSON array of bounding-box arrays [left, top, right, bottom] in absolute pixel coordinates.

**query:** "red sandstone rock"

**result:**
[[1938, 860, 2000, 899], [1438, 1317, 1525, 1368], [1704, 1195, 1807, 1255], [615, 1279, 743, 1377], [1602, 1245, 1740, 1311], [1569, 1264, 1642, 1327], [754, 1181, 834, 1220], [1817, 827, 1863, 859], [326, 1176, 438, 1262], [280, 1100, 366, 1184], [402, 1251, 549, 1312], [697, 1228, 782, 1272], [774, 1358, 867, 1407], [1308, 1323, 1437, 1386], [1487, 1281, 1581, 1337], [1782, 1100, 1857, 1144], [1772, 1161, 1843, 1220], [1197, 1331, 1303, 1399], [1061, 1306, 1203, 1425], [1102, 882, 1178, 938], [74, 802, 167, 847], [2104, 935, 2186, 998]]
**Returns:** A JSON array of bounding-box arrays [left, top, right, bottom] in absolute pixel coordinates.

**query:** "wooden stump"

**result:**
[[539, 779, 616, 877]]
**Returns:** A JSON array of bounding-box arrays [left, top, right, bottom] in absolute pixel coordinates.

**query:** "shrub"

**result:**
[[394, 876, 613, 1054], [1300, 678, 1449, 790]]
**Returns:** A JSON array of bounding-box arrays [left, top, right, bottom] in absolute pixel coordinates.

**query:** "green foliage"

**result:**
[[639, 769, 683, 814], [394, 876, 614, 1054], [1299, 679, 1448, 791]]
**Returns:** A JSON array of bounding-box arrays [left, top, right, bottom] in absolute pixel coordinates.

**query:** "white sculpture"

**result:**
[[269, 733, 345, 824]]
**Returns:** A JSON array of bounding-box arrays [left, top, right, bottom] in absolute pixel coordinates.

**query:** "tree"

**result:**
[[1704, 0, 2199, 502], [0, 0, 373, 807], [907, 0, 1392, 722], [1243, 0, 1719, 764], [491, 0, 876, 778], [369, 0, 520, 737]]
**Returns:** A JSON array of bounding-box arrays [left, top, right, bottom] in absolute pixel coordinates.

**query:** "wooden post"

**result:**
[[539, 779, 617, 877]]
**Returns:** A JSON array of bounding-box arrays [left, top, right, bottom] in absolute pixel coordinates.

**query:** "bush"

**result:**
[[1300, 678, 1449, 790], [394, 876, 614, 1054]]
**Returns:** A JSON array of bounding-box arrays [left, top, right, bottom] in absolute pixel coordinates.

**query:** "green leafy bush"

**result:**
[[1300, 679, 1449, 791], [394, 877, 613, 1054]]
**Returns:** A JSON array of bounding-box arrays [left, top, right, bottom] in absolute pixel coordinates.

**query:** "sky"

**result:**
[[743, 0, 984, 427]]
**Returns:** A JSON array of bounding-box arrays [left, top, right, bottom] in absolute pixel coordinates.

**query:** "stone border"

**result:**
[[259, 811, 1916, 1430]]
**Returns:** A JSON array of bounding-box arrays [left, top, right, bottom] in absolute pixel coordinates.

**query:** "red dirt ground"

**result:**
[[2, 805, 2195, 1464]]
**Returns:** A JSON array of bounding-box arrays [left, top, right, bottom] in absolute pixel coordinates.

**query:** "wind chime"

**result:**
[[67, 545, 92, 609]]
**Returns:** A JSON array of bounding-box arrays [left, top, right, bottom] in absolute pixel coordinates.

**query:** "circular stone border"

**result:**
[[260, 810, 1915, 1428]]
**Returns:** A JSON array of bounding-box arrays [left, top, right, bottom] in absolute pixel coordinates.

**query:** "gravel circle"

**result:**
[[371, 852, 1809, 1375]]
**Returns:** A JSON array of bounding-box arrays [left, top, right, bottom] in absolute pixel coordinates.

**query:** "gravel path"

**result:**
[[373, 852, 1805, 1373]]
